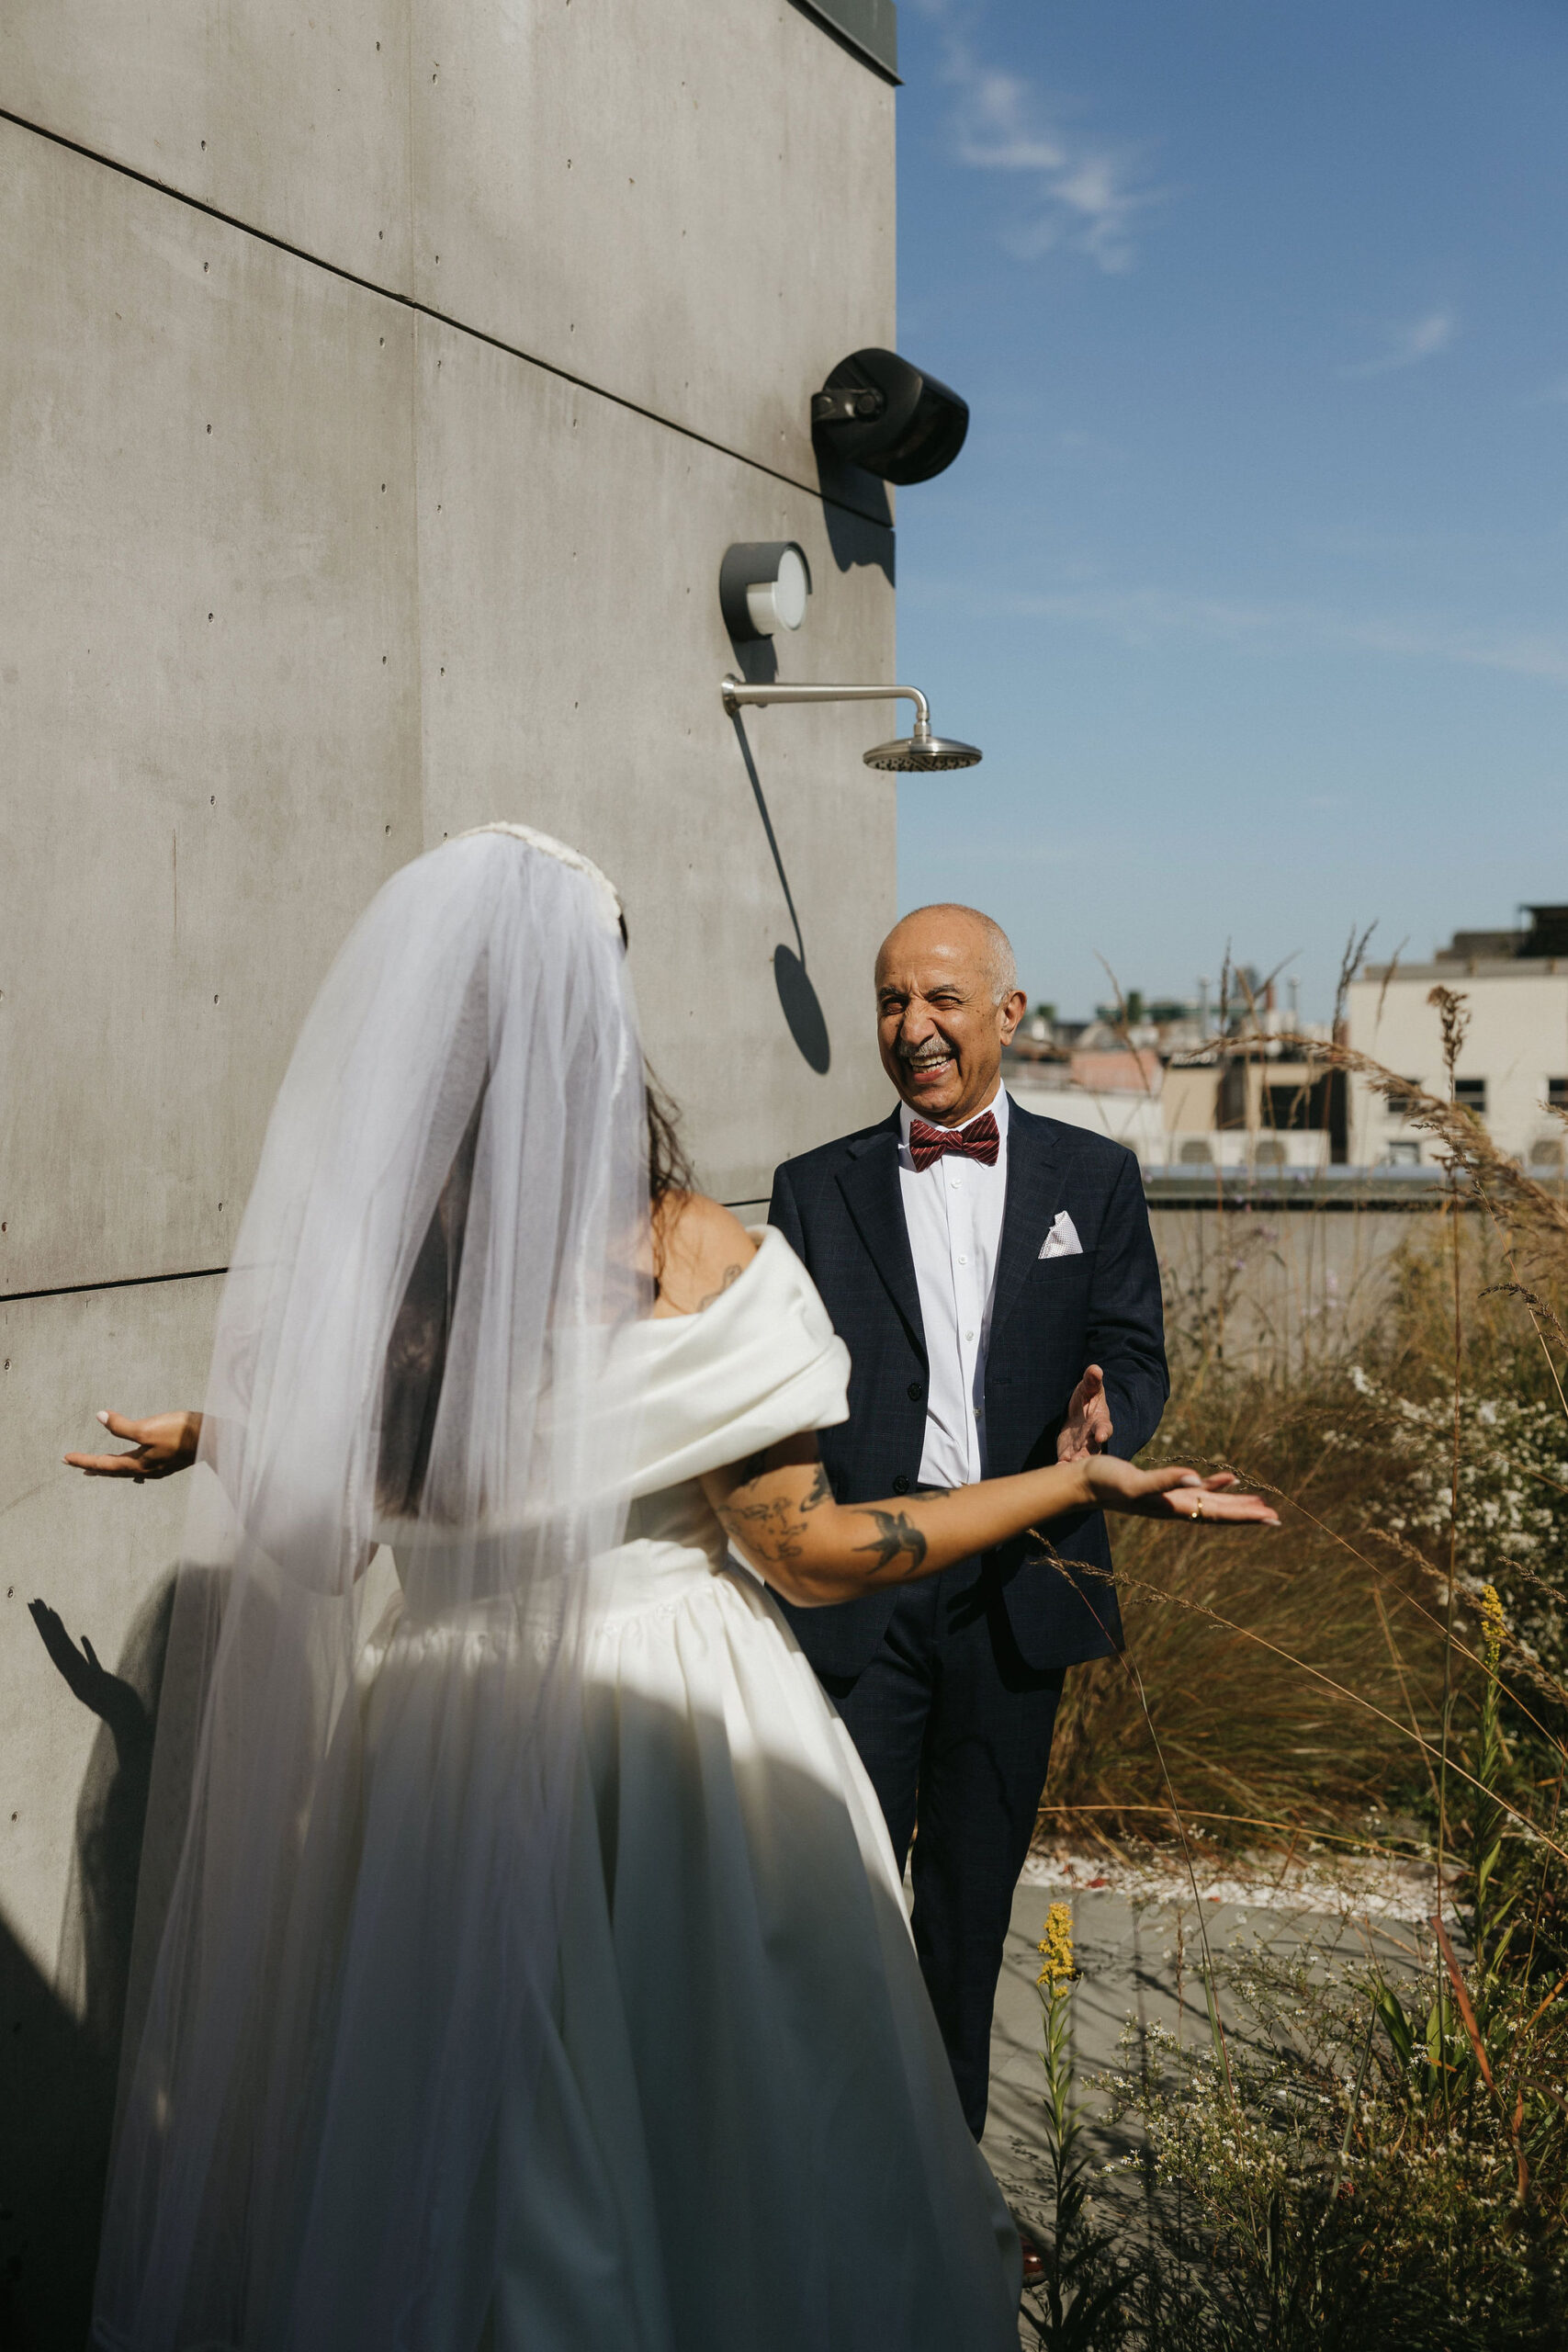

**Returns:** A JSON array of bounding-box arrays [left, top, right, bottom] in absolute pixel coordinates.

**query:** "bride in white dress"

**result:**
[[71, 828, 1273, 2352]]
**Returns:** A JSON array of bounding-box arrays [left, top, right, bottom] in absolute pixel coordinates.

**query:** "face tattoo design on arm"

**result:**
[[720, 1453, 834, 1567]]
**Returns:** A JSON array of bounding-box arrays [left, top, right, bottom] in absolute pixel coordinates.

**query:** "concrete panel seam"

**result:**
[[1, 1268, 229, 1308], [0, 105, 894, 534]]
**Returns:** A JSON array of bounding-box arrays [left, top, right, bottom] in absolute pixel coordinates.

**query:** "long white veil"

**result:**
[[93, 827, 648, 2349]]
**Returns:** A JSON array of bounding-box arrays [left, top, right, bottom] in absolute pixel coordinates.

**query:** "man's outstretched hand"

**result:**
[[63, 1409, 202, 1483], [1057, 1364, 1111, 1461]]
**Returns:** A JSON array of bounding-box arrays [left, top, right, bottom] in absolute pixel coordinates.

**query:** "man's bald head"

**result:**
[[874, 904, 1026, 1125], [876, 905, 1019, 1005]]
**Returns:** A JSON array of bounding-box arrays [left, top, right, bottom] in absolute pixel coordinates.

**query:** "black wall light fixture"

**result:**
[[810, 348, 969, 485]]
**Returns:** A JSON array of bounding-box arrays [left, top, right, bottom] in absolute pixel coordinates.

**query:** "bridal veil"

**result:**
[[94, 828, 648, 2349]]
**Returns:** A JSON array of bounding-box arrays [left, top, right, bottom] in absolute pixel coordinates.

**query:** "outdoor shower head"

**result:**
[[862, 728, 982, 773], [719, 678, 982, 772]]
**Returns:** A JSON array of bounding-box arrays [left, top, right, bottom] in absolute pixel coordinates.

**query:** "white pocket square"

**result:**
[[1039, 1211, 1083, 1261]]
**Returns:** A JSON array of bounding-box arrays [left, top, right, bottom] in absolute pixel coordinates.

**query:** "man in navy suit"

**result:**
[[768, 903, 1168, 2137]]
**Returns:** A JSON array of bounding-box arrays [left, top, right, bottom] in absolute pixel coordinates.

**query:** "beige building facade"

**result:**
[[1348, 959, 1568, 1171]]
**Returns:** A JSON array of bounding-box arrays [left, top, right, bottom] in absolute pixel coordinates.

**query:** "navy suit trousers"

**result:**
[[819, 1554, 1066, 2140]]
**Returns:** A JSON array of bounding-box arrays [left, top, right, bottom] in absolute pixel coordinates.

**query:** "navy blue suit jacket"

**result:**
[[767, 1097, 1169, 1679]]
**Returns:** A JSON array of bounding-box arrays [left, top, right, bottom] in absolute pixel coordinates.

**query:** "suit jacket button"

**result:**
[[907, 1380, 924, 1402], [891, 1474, 910, 1495]]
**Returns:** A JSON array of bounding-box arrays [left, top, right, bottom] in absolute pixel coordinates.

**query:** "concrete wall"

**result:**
[[1, 8, 898, 2335], [1150, 1202, 1438, 1374]]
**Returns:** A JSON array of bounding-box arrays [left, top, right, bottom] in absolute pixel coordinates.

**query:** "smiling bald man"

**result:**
[[768, 904, 1168, 2141]]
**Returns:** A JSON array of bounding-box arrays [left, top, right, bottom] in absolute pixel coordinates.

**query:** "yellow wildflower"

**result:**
[[1480, 1584, 1506, 1672], [1036, 1902, 1076, 1990]]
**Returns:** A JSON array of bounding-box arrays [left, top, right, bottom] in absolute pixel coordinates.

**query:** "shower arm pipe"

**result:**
[[721, 676, 933, 741]]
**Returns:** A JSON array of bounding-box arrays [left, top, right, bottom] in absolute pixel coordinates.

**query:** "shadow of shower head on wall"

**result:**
[[726, 710, 832, 1076], [719, 678, 981, 772], [773, 944, 831, 1074]]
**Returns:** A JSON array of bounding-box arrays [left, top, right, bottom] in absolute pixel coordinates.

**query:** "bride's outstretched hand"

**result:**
[[63, 1409, 202, 1482], [1083, 1457, 1278, 1525]]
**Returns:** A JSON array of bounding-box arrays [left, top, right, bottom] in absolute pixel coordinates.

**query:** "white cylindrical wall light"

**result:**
[[719, 541, 812, 641]]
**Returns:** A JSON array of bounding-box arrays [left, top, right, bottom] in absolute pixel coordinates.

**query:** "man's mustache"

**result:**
[[896, 1040, 955, 1067]]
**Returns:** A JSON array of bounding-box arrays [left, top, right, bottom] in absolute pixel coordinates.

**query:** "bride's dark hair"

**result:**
[[646, 1063, 693, 1215], [618, 910, 693, 1216]]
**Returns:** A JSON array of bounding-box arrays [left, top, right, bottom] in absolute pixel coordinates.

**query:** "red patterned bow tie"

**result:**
[[908, 1110, 999, 1171]]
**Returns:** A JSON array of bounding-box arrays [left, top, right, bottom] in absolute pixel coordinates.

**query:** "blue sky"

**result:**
[[891, 0, 1568, 1018]]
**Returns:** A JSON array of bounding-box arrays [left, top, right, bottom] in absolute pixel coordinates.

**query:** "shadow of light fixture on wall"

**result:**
[[720, 677, 981, 771]]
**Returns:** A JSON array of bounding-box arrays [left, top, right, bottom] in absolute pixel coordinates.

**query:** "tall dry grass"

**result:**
[[1022, 1010, 1568, 2344], [1045, 1034, 1568, 1875]]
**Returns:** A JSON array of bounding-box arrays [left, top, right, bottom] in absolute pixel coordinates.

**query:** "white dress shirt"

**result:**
[[897, 1086, 1010, 1490]]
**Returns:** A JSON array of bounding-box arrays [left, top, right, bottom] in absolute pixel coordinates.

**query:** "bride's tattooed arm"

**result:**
[[702, 1437, 1275, 1611]]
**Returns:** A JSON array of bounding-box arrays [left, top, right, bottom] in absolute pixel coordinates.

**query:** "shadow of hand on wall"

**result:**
[[27, 1596, 168, 2062], [28, 1603, 149, 1751], [728, 713, 830, 1075]]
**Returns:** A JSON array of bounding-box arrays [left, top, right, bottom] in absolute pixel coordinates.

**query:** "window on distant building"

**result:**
[[1454, 1078, 1486, 1120], [1178, 1138, 1213, 1165], [1387, 1140, 1421, 1168], [1385, 1079, 1423, 1116], [1255, 1137, 1286, 1168], [1267, 1077, 1331, 1130], [1529, 1136, 1564, 1170], [1548, 1077, 1568, 1108]]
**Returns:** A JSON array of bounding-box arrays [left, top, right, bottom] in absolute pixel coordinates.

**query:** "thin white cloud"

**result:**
[[1339, 311, 1457, 379], [914, 578, 1568, 684], [911, 0, 1164, 274]]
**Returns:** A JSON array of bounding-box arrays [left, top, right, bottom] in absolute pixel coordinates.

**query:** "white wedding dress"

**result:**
[[367, 1226, 1021, 2351], [93, 836, 1021, 2352]]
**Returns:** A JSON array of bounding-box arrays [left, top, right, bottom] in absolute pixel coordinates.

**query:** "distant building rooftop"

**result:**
[[1402, 902, 1568, 968], [1359, 902, 1568, 981]]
